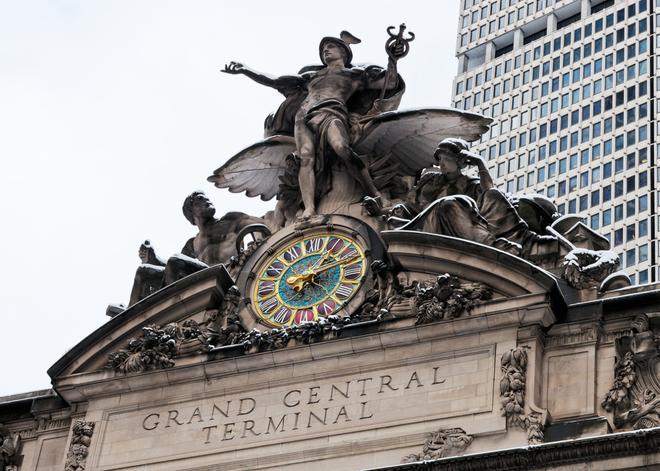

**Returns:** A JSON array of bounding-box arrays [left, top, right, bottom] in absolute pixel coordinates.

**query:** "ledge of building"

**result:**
[[366, 426, 660, 471]]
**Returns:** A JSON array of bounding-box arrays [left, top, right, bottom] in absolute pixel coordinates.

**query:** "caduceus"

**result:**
[[381, 23, 415, 99]]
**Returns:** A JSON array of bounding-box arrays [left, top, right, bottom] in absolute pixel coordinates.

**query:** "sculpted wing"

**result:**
[[354, 108, 492, 176], [207, 136, 296, 201]]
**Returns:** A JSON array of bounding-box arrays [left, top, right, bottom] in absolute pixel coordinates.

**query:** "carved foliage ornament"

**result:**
[[601, 314, 660, 430], [414, 274, 492, 325], [357, 267, 493, 324], [107, 284, 382, 374], [402, 427, 473, 463], [500, 347, 545, 445], [64, 420, 94, 471]]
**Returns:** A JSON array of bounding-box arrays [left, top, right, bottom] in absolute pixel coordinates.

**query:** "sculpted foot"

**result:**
[[301, 208, 316, 219]]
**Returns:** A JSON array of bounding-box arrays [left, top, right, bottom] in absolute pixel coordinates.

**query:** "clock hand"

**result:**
[[311, 254, 360, 275], [311, 250, 333, 270], [286, 251, 334, 292]]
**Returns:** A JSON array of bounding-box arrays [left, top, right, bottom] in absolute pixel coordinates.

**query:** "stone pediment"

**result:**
[[49, 223, 569, 405]]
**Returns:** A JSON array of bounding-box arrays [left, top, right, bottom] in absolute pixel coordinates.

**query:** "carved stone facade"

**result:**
[[401, 428, 473, 463], [63, 420, 94, 471], [0, 423, 20, 470], [601, 314, 660, 431], [500, 347, 528, 429], [3, 21, 659, 471]]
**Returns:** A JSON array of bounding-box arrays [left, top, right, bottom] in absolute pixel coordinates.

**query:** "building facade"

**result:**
[[452, 0, 656, 285]]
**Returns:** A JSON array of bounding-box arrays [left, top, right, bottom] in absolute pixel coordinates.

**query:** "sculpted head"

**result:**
[[319, 38, 351, 66], [434, 138, 470, 175], [183, 191, 216, 225]]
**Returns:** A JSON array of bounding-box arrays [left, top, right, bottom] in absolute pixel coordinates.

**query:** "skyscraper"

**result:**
[[452, 0, 655, 284]]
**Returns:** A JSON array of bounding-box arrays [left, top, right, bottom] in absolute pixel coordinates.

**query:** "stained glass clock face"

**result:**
[[251, 233, 367, 327]]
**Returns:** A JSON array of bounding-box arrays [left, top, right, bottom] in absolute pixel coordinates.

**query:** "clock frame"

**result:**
[[236, 215, 385, 330]]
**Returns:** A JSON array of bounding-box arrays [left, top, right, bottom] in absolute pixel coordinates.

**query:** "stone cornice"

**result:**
[[52, 303, 553, 403], [370, 426, 660, 471]]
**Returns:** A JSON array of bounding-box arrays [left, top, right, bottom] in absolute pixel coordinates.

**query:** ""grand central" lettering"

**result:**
[[140, 366, 447, 444]]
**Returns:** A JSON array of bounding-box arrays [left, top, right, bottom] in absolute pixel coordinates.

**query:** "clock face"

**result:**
[[251, 232, 367, 327]]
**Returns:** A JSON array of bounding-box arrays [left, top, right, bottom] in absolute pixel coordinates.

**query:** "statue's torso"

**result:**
[[298, 68, 362, 115]]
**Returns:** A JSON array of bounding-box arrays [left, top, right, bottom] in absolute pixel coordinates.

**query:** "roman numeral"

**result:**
[[340, 246, 358, 259], [284, 245, 301, 262], [266, 261, 285, 276], [328, 238, 344, 253], [260, 297, 278, 314], [335, 284, 353, 299], [258, 281, 275, 297], [305, 237, 324, 253], [272, 307, 291, 324], [317, 300, 336, 315], [344, 264, 362, 279]]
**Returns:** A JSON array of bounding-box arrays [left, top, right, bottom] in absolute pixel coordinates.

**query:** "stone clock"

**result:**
[[236, 215, 385, 329]]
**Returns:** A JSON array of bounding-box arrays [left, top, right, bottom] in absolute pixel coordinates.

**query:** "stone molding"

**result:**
[[13, 418, 71, 440], [544, 324, 599, 349], [52, 302, 548, 402], [372, 426, 660, 471]]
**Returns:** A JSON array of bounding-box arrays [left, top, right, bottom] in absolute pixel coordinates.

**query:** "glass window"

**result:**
[[603, 209, 612, 226], [614, 229, 623, 246], [615, 181, 624, 197], [615, 157, 623, 173], [639, 219, 648, 237], [580, 171, 589, 187], [559, 158, 567, 174], [615, 203, 623, 221], [579, 195, 588, 211]]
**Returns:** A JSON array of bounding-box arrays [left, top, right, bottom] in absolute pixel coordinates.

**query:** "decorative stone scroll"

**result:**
[[63, 420, 94, 471], [401, 427, 473, 463]]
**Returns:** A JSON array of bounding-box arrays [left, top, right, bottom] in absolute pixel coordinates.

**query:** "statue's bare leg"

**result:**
[[295, 120, 317, 218], [326, 121, 386, 203]]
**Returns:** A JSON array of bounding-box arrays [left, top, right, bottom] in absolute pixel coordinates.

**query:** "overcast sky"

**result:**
[[0, 0, 459, 396]]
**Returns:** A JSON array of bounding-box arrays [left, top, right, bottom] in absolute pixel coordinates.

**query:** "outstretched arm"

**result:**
[[222, 61, 278, 88], [222, 61, 305, 92]]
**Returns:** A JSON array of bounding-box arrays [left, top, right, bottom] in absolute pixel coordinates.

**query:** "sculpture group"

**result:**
[[122, 25, 624, 308]]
